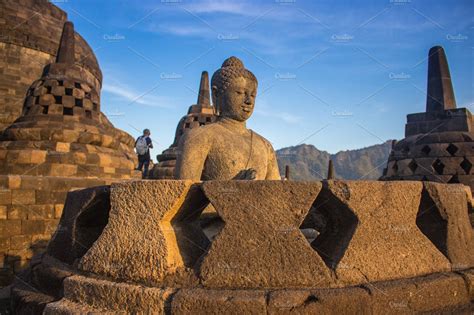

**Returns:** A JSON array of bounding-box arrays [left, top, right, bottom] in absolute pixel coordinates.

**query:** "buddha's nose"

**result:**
[[244, 95, 252, 105]]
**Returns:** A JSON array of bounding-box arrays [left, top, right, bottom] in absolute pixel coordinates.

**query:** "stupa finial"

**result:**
[[56, 21, 75, 65], [426, 46, 456, 112], [197, 71, 211, 107], [327, 159, 335, 180]]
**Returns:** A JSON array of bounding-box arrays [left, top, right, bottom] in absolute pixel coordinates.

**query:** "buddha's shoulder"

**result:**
[[181, 124, 223, 141], [250, 130, 275, 151]]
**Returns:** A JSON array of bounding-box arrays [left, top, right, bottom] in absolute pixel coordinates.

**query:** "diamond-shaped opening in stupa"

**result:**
[[73, 187, 111, 260], [199, 205, 225, 243], [416, 188, 448, 259], [300, 186, 358, 270], [170, 185, 216, 268], [408, 159, 418, 174], [446, 143, 459, 156], [460, 157, 472, 174], [432, 159, 445, 175], [421, 145, 431, 156]]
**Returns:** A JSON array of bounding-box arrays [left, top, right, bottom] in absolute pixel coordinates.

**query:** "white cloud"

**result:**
[[102, 83, 174, 108], [158, 25, 213, 37], [184, 0, 252, 15]]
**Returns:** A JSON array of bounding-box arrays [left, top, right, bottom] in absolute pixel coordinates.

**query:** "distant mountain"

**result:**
[[276, 141, 394, 180]]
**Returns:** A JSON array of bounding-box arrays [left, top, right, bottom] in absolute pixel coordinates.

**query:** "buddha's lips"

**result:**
[[241, 106, 253, 113]]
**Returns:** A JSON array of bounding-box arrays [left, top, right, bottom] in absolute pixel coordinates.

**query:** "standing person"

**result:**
[[135, 129, 153, 178]]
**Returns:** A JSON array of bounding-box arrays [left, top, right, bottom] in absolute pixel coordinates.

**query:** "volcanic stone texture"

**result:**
[[78, 180, 209, 285], [199, 180, 333, 288], [38, 270, 474, 314], [58, 275, 175, 314], [317, 181, 450, 286], [420, 182, 474, 268], [63, 180, 474, 290]]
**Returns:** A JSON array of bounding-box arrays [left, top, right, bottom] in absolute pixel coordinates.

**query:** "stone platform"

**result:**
[[10, 180, 474, 313], [40, 271, 474, 314]]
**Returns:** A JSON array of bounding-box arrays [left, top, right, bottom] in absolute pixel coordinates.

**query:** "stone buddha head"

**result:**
[[211, 57, 258, 122]]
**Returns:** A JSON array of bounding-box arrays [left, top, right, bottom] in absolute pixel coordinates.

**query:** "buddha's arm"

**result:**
[[266, 143, 281, 180], [174, 129, 210, 181]]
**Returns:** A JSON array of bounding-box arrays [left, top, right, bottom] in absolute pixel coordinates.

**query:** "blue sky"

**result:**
[[54, 0, 473, 158]]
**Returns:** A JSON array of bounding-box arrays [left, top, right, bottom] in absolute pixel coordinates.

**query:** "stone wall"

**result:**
[[11, 180, 474, 313], [0, 43, 55, 131], [0, 175, 114, 286]]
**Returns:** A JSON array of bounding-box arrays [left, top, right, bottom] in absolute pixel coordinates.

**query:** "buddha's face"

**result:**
[[214, 76, 257, 122]]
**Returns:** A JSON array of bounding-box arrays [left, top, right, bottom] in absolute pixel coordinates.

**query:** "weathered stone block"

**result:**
[[0, 237, 10, 251], [82, 98, 92, 110], [78, 181, 208, 284], [46, 164, 77, 177], [51, 86, 65, 96], [47, 104, 62, 115], [200, 181, 332, 288], [72, 106, 84, 116], [44, 219, 59, 235], [0, 189, 12, 205], [171, 288, 266, 315], [267, 287, 371, 315], [7, 175, 21, 189], [0, 206, 6, 220], [72, 88, 84, 99], [317, 181, 450, 287], [367, 272, 470, 314], [55, 142, 70, 152], [38, 94, 54, 106], [8, 206, 28, 220], [43, 299, 106, 315], [33, 86, 46, 97], [63, 275, 175, 313], [30, 150, 47, 163], [420, 182, 474, 269], [459, 269, 474, 300], [10, 235, 31, 250], [21, 220, 45, 235], [0, 220, 21, 236], [21, 177, 46, 190], [11, 189, 35, 205], [62, 95, 75, 108], [28, 205, 54, 220]]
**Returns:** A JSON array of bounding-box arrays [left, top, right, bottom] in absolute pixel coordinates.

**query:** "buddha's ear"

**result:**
[[211, 85, 220, 115]]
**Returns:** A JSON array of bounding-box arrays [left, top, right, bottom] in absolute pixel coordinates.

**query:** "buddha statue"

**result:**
[[175, 57, 280, 180]]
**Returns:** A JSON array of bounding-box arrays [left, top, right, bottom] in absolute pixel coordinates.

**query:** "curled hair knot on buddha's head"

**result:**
[[211, 56, 257, 93]]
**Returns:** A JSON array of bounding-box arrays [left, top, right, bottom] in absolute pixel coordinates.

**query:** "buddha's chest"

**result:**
[[203, 133, 269, 180]]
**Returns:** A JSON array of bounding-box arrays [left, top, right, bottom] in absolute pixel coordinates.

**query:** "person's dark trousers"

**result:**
[[137, 154, 150, 178]]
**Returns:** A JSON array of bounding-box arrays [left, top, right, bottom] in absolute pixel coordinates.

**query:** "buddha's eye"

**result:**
[[236, 91, 244, 95]]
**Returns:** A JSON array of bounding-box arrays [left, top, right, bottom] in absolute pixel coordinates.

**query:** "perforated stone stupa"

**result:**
[[0, 15, 139, 285], [149, 71, 217, 179], [0, 22, 138, 179], [0, 0, 101, 132], [382, 46, 474, 191]]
